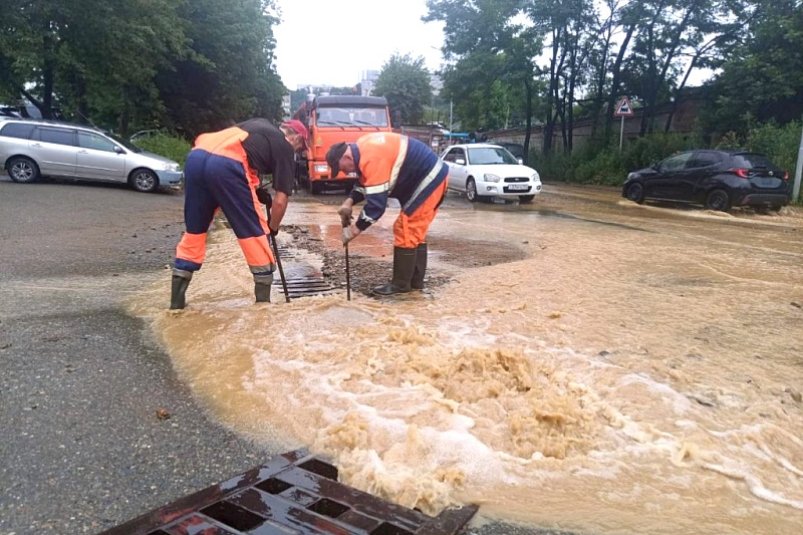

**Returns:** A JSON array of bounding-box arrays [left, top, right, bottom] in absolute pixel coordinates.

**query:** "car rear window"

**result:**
[[0, 122, 35, 139], [732, 153, 778, 170]]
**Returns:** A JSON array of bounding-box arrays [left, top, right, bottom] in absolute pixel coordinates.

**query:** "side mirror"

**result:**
[[455, 158, 466, 165], [517, 157, 524, 165], [114, 145, 125, 154]]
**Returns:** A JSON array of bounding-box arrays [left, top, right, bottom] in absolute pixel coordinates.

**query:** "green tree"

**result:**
[[156, 0, 285, 136], [425, 0, 541, 159], [373, 54, 432, 126], [702, 0, 803, 135], [0, 0, 185, 129]]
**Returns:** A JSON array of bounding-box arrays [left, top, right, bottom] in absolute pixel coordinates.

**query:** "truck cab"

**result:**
[[297, 95, 391, 193]]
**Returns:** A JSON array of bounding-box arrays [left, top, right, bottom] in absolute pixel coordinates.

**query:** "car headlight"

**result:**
[[314, 164, 329, 173], [627, 172, 637, 180], [531, 173, 540, 182], [163, 162, 181, 172], [484, 173, 501, 183]]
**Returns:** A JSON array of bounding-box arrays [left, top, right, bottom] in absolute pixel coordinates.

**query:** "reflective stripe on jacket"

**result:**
[[350, 133, 447, 230]]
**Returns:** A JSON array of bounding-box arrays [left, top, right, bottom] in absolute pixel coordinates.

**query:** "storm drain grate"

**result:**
[[99, 449, 478, 535], [216, 220, 337, 300], [281, 276, 338, 299]]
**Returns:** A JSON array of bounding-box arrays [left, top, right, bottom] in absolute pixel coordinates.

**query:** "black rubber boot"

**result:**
[[373, 247, 416, 296], [170, 269, 193, 310], [411, 242, 427, 290], [253, 273, 273, 303]]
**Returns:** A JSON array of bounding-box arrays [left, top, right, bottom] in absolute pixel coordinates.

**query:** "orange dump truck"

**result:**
[[296, 95, 392, 193]]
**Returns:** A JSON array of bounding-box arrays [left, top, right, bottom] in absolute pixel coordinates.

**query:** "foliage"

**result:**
[[426, 0, 539, 131], [373, 54, 432, 126], [702, 0, 803, 135], [133, 133, 192, 168], [440, 53, 512, 130], [0, 0, 285, 137], [155, 0, 285, 137], [538, 132, 700, 184], [717, 121, 802, 175]]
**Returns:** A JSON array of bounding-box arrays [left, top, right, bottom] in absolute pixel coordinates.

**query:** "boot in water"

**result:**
[[170, 269, 193, 309], [372, 247, 416, 296]]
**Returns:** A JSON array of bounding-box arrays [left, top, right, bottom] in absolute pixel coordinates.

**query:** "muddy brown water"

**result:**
[[131, 185, 803, 534]]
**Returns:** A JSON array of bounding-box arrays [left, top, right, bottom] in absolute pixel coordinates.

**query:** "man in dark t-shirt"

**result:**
[[170, 119, 308, 309]]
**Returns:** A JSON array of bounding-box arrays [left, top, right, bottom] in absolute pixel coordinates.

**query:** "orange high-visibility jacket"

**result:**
[[348, 133, 448, 230]]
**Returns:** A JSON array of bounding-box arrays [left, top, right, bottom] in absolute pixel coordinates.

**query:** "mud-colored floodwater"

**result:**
[[131, 186, 803, 534]]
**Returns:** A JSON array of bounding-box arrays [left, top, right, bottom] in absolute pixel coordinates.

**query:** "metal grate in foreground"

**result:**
[[99, 449, 478, 535], [281, 276, 339, 299]]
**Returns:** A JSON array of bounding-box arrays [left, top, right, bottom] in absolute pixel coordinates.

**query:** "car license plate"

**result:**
[[508, 184, 529, 191], [758, 177, 776, 187]]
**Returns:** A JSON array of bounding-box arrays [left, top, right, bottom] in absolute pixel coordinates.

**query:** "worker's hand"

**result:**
[[338, 202, 353, 228], [341, 225, 360, 246], [268, 221, 279, 237], [256, 187, 272, 208]]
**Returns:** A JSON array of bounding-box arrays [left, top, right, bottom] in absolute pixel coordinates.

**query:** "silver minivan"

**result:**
[[0, 118, 183, 192]]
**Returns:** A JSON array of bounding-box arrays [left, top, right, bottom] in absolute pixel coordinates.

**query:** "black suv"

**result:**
[[622, 150, 790, 212]]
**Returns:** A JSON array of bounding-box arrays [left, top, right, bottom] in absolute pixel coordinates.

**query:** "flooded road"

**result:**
[[131, 184, 803, 534]]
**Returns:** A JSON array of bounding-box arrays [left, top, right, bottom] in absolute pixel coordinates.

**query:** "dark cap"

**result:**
[[281, 119, 309, 150], [326, 142, 349, 178]]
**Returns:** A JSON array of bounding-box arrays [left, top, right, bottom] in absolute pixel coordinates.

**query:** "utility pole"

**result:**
[[448, 100, 453, 144]]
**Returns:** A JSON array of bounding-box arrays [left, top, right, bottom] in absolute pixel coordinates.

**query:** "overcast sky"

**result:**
[[272, 0, 445, 89]]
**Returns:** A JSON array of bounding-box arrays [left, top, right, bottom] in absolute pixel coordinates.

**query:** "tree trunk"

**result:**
[[41, 29, 56, 119], [605, 24, 635, 139], [523, 77, 533, 165], [664, 52, 699, 133]]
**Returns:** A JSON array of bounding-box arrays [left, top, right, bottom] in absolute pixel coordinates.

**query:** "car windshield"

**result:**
[[732, 153, 777, 170], [467, 147, 519, 165], [316, 107, 388, 127], [107, 132, 142, 153]]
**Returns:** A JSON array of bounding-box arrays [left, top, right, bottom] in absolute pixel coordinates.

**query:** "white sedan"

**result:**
[[441, 143, 542, 203]]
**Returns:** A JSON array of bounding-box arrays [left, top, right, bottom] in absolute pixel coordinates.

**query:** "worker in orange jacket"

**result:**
[[326, 132, 448, 296], [170, 119, 308, 309]]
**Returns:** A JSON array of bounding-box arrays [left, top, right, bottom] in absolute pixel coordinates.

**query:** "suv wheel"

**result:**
[[519, 195, 535, 203], [7, 156, 40, 183], [705, 189, 731, 212], [129, 168, 159, 193]]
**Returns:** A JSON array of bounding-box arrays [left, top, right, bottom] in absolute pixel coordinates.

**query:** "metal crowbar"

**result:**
[[344, 240, 351, 301], [264, 202, 290, 303]]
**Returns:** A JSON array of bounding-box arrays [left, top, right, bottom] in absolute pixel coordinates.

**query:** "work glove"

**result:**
[[256, 187, 272, 208], [338, 204, 353, 227], [341, 225, 355, 246]]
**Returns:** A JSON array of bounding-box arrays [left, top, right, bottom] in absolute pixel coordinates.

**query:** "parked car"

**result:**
[[441, 143, 542, 203], [0, 117, 183, 192], [622, 150, 790, 212]]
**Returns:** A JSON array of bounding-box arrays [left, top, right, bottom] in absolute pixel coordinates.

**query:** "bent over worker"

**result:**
[[170, 118, 308, 309], [326, 132, 448, 296]]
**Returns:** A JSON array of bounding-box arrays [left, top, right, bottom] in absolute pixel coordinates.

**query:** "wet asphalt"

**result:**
[[0, 175, 571, 535]]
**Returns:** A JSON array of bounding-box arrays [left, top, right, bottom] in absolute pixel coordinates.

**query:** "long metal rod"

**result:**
[[270, 235, 290, 303], [344, 242, 351, 301]]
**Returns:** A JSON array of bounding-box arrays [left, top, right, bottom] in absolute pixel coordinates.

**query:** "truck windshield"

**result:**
[[316, 107, 388, 127]]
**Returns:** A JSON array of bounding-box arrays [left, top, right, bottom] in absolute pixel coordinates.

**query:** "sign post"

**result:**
[[614, 97, 634, 152]]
